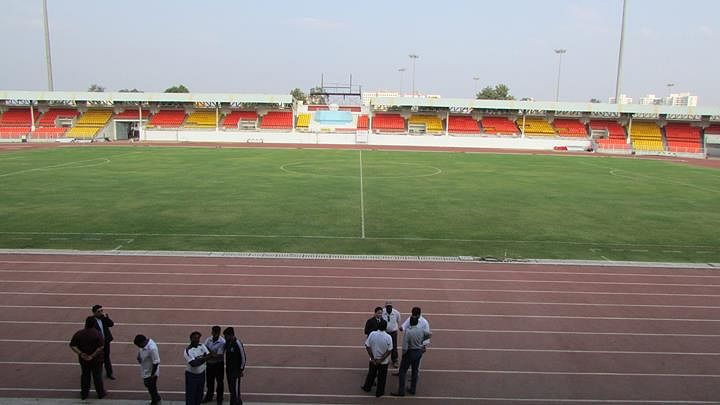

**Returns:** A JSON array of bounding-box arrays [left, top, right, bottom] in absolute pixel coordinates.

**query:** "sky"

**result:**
[[1, 0, 719, 106]]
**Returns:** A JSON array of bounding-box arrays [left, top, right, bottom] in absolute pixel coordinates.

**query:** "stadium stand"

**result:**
[[296, 113, 311, 129], [447, 115, 481, 134], [147, 110, 186, 128], [339, 106, 362, 112], [372, 113, 405, 132], [591, 120, 629, 149], [408, 115, 444, 134], [357, 115, 369, 130], [706, 124, 720, 134], [517, 117, 556, 136], [481, 117, 519, 135], [307, 105, 329, 111], [66, 110, 112, 139], [185, 110, 216, 128], [222, 111, 258, 129], [114, 109, 150, 119], [31, 108, 79, 138], [629, 121, 664, 152], [553, 119, 587, 137], [259, 111, 293, 130], [665, 123, 702, 153], [0, 108, 39, 138]]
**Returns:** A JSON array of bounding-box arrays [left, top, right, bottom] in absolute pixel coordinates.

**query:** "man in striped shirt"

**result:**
[[223, 327, 247, 405]]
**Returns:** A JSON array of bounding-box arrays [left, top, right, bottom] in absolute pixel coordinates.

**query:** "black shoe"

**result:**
[[406, 388, 416, 395], [98, 391, 107, 399], [391, 392, 405, 397], [80, 393, 88, 400], [202, 398, 212, 404], [107, 375, 116, 380], [376, 393, 384, 397], [361, 386, 371, 392]]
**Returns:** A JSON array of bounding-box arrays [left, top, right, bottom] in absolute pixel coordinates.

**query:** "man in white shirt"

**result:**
[[134, 334, 161, 405], [184, 331, 210, 405], [382, 300, 402, 367], [361, 319, 392, 397], [392, 316, 432, 396], [400, 306, 431, 347], [202, 326, 226, 404]]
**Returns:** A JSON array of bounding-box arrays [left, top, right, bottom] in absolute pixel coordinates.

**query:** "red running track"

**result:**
[[0, 252, 719, 404]]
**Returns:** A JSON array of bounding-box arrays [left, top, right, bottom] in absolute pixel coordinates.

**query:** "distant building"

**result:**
[[639, 94, 663, 105], [361, 91, 441, 105], [608, 94, 633, 104], [665, 92, 698, 107]]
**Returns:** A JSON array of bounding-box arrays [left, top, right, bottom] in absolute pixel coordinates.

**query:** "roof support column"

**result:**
[[521, 112, 526, 138]]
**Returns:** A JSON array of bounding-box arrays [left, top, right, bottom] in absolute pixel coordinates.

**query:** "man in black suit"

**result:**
[[364, 307, 383, 336], [92, 304, 115, 379]]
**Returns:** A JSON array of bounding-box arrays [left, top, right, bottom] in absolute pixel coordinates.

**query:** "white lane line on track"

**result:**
[[0, 389, 715, 404], [1, 361, 719, 378], [0, 304, 717, 322], [2, 321, 716, 337], [5, 274, 720, 298], [2, 259, 719, 278], [4, 339, 718, 356], [2, 289, 720, 310], [359, 149, 366, 239]]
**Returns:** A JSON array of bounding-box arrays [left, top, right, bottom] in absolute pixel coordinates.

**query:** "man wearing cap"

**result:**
[[382, 301, 402, 367], [134, 334, 161, 405], [91, 304, 115, 379]]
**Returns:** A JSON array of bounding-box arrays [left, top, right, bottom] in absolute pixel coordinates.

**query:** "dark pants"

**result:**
[[362, 361, 389, 397], [204, 362, 224, 403], [103, 341, 113, 377], [185, 370, 205, 405], [226, 372, 243, 405], [143, 375, 161, 404], [80, 361, 105, 398], [398, 349, 424, 395], [388, 331, 399, 364]]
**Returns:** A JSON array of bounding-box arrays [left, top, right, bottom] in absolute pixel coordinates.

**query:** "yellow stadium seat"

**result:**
[[185, 110, 216, 128], [516, 117, 556, 136], [408, 115, 443, 133], [67, 110, 112, 138], [296, 113, 311, 128], [630, 122, 664, 151]]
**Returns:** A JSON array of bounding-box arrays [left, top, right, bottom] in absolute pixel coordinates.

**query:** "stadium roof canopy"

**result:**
[[0, 90, 292, 105], [370, 96, 720, 119]]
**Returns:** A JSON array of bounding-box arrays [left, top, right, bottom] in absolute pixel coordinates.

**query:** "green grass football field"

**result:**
[[0, 145, 718, 262]]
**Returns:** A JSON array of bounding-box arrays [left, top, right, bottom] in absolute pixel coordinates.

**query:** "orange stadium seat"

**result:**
[[114, 110, 150, 119], [481, 117, 519, 135], [37, 108, 79, 127], [0, 108, 40, 139], [357, 115, 369, 130], [259, 111, 293, 130], [448, 115, 480, 134], [553, 119, 587, 137], [372, 114, 405, 132], [223, 111, 258, 128], [706, 124, 720, 134], [591, 120, 629, 150], [148, 110, 186, 128], [665, 123, 702, 153]]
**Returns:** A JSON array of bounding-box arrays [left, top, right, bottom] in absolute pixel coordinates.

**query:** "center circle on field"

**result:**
[[280, 161, 442, 178]]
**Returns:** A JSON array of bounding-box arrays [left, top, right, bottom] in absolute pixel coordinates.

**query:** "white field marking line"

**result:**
[[6, 339, 719, 356], [2, 271, 716, 289], [0, 158, 111, 178], [0, 304, 717, 322], [3, 259, 720, 279], [1, 361, 719, 378], [4, 289, 720, 310], [0, 392, 713, 405], [1, 320, 716, 337], [0, 231, 716, 249], [3, 278, 720, 298], [359, 150, 365, 238], [279, 159, 443, 179]]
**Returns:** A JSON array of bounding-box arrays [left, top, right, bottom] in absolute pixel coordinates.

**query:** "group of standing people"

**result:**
[[362, 301, 432, 397], [69, 305, 246, 405]]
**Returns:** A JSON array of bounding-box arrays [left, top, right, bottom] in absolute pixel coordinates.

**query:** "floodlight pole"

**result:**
[[409, 54, 419, 96], [42, 0, 54, 91], [398, 68, 406, 95], [554, 49, 566, 102], [473, 76, 480, 98], [614, 0, 628, 104]]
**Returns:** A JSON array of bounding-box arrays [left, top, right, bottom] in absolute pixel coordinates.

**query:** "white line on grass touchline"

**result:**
[[3, 339, 718, 356], [0, 231, 716, 248], [1, 320, 716, 337], [3, 289, 720, 309]]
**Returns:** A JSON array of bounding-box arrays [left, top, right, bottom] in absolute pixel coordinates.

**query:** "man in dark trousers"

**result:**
[[203, 326, 225, 404], [364, 306, 383, 336], [70, 316, 107, 400], [223, 327, 246, 405], [92, 304, 115, 379], [392, 315, 432, 396], [361, 319, 392, 397], [134, 334, 161, 405]]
